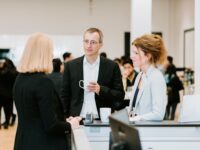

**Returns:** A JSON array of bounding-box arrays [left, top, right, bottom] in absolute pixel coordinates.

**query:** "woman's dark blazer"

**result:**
[[13, 73, 71, 150]]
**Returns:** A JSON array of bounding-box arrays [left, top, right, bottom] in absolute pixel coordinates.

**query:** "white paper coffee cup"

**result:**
[[100, 107, 111, 123]]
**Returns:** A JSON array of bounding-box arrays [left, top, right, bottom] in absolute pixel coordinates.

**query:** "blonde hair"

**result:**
[[84, 27, 103, 43], [132, 34, 167, 65], [17, 32, 53, 73]]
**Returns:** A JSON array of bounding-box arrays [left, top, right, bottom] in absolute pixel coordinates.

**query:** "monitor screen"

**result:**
[[110, 108, 129, 124], [109, 109, 142, 150]]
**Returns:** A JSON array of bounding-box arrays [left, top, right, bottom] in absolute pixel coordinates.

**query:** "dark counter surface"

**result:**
[[84, 120, 200, 127]]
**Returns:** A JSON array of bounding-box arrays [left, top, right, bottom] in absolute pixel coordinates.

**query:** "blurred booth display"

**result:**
[[184, 28, 194, 70], [176, 68, 194, 95], [183, 69, 195, 95], [0, 48, 9, 59]]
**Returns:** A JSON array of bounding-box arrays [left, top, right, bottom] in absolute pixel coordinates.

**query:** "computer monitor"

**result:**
[[110, 108, 130, 124], [109, 109, 142, 150]]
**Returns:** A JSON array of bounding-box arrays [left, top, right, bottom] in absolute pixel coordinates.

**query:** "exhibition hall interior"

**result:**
[[1, 0, 200, 150]]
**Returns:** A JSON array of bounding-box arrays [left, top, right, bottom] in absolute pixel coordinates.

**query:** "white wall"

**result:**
[[131, 0, 152, 41], [195, 0, 200, 94], [0, 0, 130, 60], [0, 0, 195, 66], [152, 0, 170, 52], [171, 0, 194, 67], [0, 35, 83, 64], [152, 0, 194, 67]]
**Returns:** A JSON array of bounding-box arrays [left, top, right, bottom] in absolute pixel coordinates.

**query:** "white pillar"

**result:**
[[131, 0, 152, 42], [195, 0, 200, 94]]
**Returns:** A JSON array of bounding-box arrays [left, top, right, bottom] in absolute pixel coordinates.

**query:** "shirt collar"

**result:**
[[83, 55, 100, 67]]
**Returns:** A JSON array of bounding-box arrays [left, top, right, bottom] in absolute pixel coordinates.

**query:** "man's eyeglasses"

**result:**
[[83, 40, 99, 45]]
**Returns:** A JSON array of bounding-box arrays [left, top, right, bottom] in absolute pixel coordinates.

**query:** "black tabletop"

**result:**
[[84, 120, 200, 127]]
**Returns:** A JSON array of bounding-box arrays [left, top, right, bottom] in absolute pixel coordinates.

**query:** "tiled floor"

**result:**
[[0, 124, 16, 150]]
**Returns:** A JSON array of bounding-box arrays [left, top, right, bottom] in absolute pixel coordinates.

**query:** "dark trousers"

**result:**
[[0, 96, 13, 125], [0, 99, 3, 126], [166, 102, 178, 120]]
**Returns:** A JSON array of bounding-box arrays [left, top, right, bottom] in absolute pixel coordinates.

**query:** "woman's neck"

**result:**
[[140, 63, 151, 74]]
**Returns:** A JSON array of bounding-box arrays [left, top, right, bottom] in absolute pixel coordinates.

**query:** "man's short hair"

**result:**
[[113, 58, 121, 65], [52, 58, 62, 72], [84, 27, 103, 43], [167, 56, 173, 64], [63, 52, 71, 60], [100, 52, 107, 58], [122, 58, 133, 67]]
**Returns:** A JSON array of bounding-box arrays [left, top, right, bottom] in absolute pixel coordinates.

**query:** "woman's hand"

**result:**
[[66, 116, 82, 129]]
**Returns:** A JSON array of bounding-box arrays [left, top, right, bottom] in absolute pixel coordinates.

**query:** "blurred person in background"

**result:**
[[113, 58, 123, 74], [0, 59, 4, 129], [100, 52, 107, 58], [48, 58, 63, 99], [122, 58, 138, 92], [122, 58, 138, 107], [63, 52, 74, 63], [164, 56, 184, 120], [0, 58, 17, 129]]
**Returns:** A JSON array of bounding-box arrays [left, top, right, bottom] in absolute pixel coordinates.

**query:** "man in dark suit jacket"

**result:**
[[61, 28, 125, 119]]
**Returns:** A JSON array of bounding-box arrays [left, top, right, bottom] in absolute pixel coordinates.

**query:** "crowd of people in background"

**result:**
[[0, 27, 185, 149]]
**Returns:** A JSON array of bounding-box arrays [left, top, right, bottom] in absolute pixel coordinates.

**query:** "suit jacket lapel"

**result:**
[[97, 57, 105, 84], [132, 66, 154, 111], [77, 56, 84, 98], [78, 56, 84, 80], [135, 74, 146, 109]]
